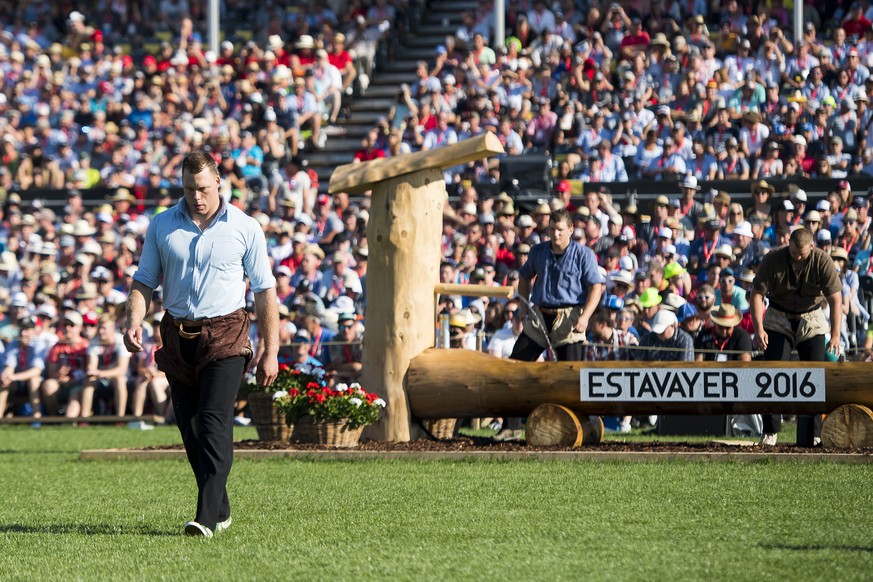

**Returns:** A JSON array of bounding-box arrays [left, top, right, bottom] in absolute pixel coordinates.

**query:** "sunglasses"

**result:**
[[698, 294, 714, 300]]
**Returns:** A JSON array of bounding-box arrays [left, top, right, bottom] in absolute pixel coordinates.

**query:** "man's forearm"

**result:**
[[750, 291, 765, 334], [254, 288, 280, 357], [828, 291, 842, 340], [126, 280, 154, 330], [582, 283, 604, 319]]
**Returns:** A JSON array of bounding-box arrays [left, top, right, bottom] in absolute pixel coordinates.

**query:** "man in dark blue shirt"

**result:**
[[495, 210, 604, 441], [512, 209, 605, 362]]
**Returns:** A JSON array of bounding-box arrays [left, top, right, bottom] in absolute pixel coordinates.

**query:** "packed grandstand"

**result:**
[[1, 0, 873, 425]]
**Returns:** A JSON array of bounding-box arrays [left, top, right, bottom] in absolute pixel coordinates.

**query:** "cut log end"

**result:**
[[525, 404, 604, 447], [821, 404, 873, 449]]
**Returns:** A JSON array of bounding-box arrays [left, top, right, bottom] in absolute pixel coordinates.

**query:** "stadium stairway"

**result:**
[[308, 0, 471, 191]]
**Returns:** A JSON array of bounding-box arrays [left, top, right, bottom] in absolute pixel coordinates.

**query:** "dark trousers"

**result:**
[[504, 312, 584, 429], [169, 336, 246, 530], [762, 325, 825, 447]]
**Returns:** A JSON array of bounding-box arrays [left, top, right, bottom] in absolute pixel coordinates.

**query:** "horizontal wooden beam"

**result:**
[[434, 283, 515, 299], [407, 349, 873, 418], [329, 132, 505, 195], [0, 415, 165, 425]]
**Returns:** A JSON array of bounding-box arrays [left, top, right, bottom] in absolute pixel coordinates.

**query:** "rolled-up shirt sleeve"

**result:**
[[134, 217, 163, 289], [243, 218, 276, 293]]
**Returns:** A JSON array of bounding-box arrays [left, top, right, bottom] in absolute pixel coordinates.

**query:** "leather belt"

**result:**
[[770, 305, 821, 320], [172, 316, 212, 339], [538, 305, 582, 314]]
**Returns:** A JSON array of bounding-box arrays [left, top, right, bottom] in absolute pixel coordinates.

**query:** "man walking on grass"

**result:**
[[124, 151, 279, 538]]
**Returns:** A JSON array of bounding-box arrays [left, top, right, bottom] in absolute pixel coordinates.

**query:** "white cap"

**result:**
[[793, 188, 808, 202], [664, 243, 677, 255], [681, 175, 699, 189], [658, 227, 673, 239], [733, 221, 754, 238], [650, 310, 678, 334], [618, 255, 634, 271], [817, 199, 830, 211]]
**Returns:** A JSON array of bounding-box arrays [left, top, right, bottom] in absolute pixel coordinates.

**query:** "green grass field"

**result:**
[[1, 425, 871, 581]]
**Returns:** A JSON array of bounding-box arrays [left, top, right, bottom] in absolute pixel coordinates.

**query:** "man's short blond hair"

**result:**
[[181, 151, 219, 178]]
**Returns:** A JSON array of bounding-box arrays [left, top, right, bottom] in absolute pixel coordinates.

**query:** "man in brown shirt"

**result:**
[[751, 228, 842, 447]]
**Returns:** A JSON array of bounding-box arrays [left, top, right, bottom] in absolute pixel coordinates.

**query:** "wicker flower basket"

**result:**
[[248, 392, 292, 441], [290, 417, 364, 448], [423, 418, 458, 440]]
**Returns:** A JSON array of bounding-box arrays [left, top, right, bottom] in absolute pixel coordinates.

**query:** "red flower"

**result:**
[[289, 388, 299, 397], [315, 393, 326, 403], [307, 381, 320, 390]]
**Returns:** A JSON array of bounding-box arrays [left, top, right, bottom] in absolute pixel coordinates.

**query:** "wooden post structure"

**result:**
[[329, 133, 505, 441]]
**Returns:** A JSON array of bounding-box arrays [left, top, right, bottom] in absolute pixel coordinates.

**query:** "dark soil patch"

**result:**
[[139, 436, 873, 455]]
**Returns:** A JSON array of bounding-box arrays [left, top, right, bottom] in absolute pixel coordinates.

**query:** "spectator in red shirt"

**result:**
[[843, 3, 872, 40], [353, 130, 386, 163], [328, 33, 357, 94], [39, 312, 91, 418], [619, 17, 650, 60]]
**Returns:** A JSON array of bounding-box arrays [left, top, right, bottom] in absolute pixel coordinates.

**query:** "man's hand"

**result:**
[[826, 336, 841, 359], [123, 325, 144, 353], [753, 329, 768, 351], [256, 354, 279, 387], [573, 315, 590, 334]]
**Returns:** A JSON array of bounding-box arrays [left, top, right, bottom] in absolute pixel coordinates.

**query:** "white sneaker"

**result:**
[[647, 415, 658, 426], [760, 433, 778, 446], [619, 422, 632, 433], [184, 521, 214, 538], [233, 416, 252, 426], [127, 421, 155, 431], [215, 516, 232, 534]]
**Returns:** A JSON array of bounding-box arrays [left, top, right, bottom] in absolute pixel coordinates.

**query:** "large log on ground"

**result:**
[[821, 405, 873, 448], [407, 348, 873, 418], [525, 404, 604, 446]]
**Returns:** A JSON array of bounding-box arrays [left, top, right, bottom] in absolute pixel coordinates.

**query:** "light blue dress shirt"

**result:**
[[134, 199, 275, 320]]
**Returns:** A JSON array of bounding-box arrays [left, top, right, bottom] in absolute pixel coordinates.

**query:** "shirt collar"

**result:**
[[175, 196, 229, 226]]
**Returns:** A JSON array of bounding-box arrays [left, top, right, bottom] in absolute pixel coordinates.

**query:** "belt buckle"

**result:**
[[178, 322, 201, 339]]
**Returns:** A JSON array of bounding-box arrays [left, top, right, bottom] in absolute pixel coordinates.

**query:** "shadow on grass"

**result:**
[[759, 543, 873, 553], [0, 523, 178, 536]]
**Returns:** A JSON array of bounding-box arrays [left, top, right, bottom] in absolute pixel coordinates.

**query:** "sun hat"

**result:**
[[610, 270, 634, 287], [709, 303, 742, 327], [664, 262, 686, 280], [639, 288, 662, 308], [660, 293, 687, 312]]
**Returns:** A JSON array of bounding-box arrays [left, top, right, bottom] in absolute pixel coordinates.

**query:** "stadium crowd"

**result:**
[[3, 1, 873, 429]]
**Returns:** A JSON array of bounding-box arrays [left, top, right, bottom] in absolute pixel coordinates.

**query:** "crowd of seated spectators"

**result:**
[[6, 1, 873, 425]]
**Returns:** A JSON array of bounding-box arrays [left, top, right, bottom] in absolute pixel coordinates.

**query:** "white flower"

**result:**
[[350, 383, 361, 390], [336, 383, 348, 392], [349, 397, 363, 407], [272, 390, 288, 400], [374, 398, 386, 408]]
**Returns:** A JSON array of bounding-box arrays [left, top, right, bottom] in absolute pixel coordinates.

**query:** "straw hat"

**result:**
[[709, 303, 742, 327]]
